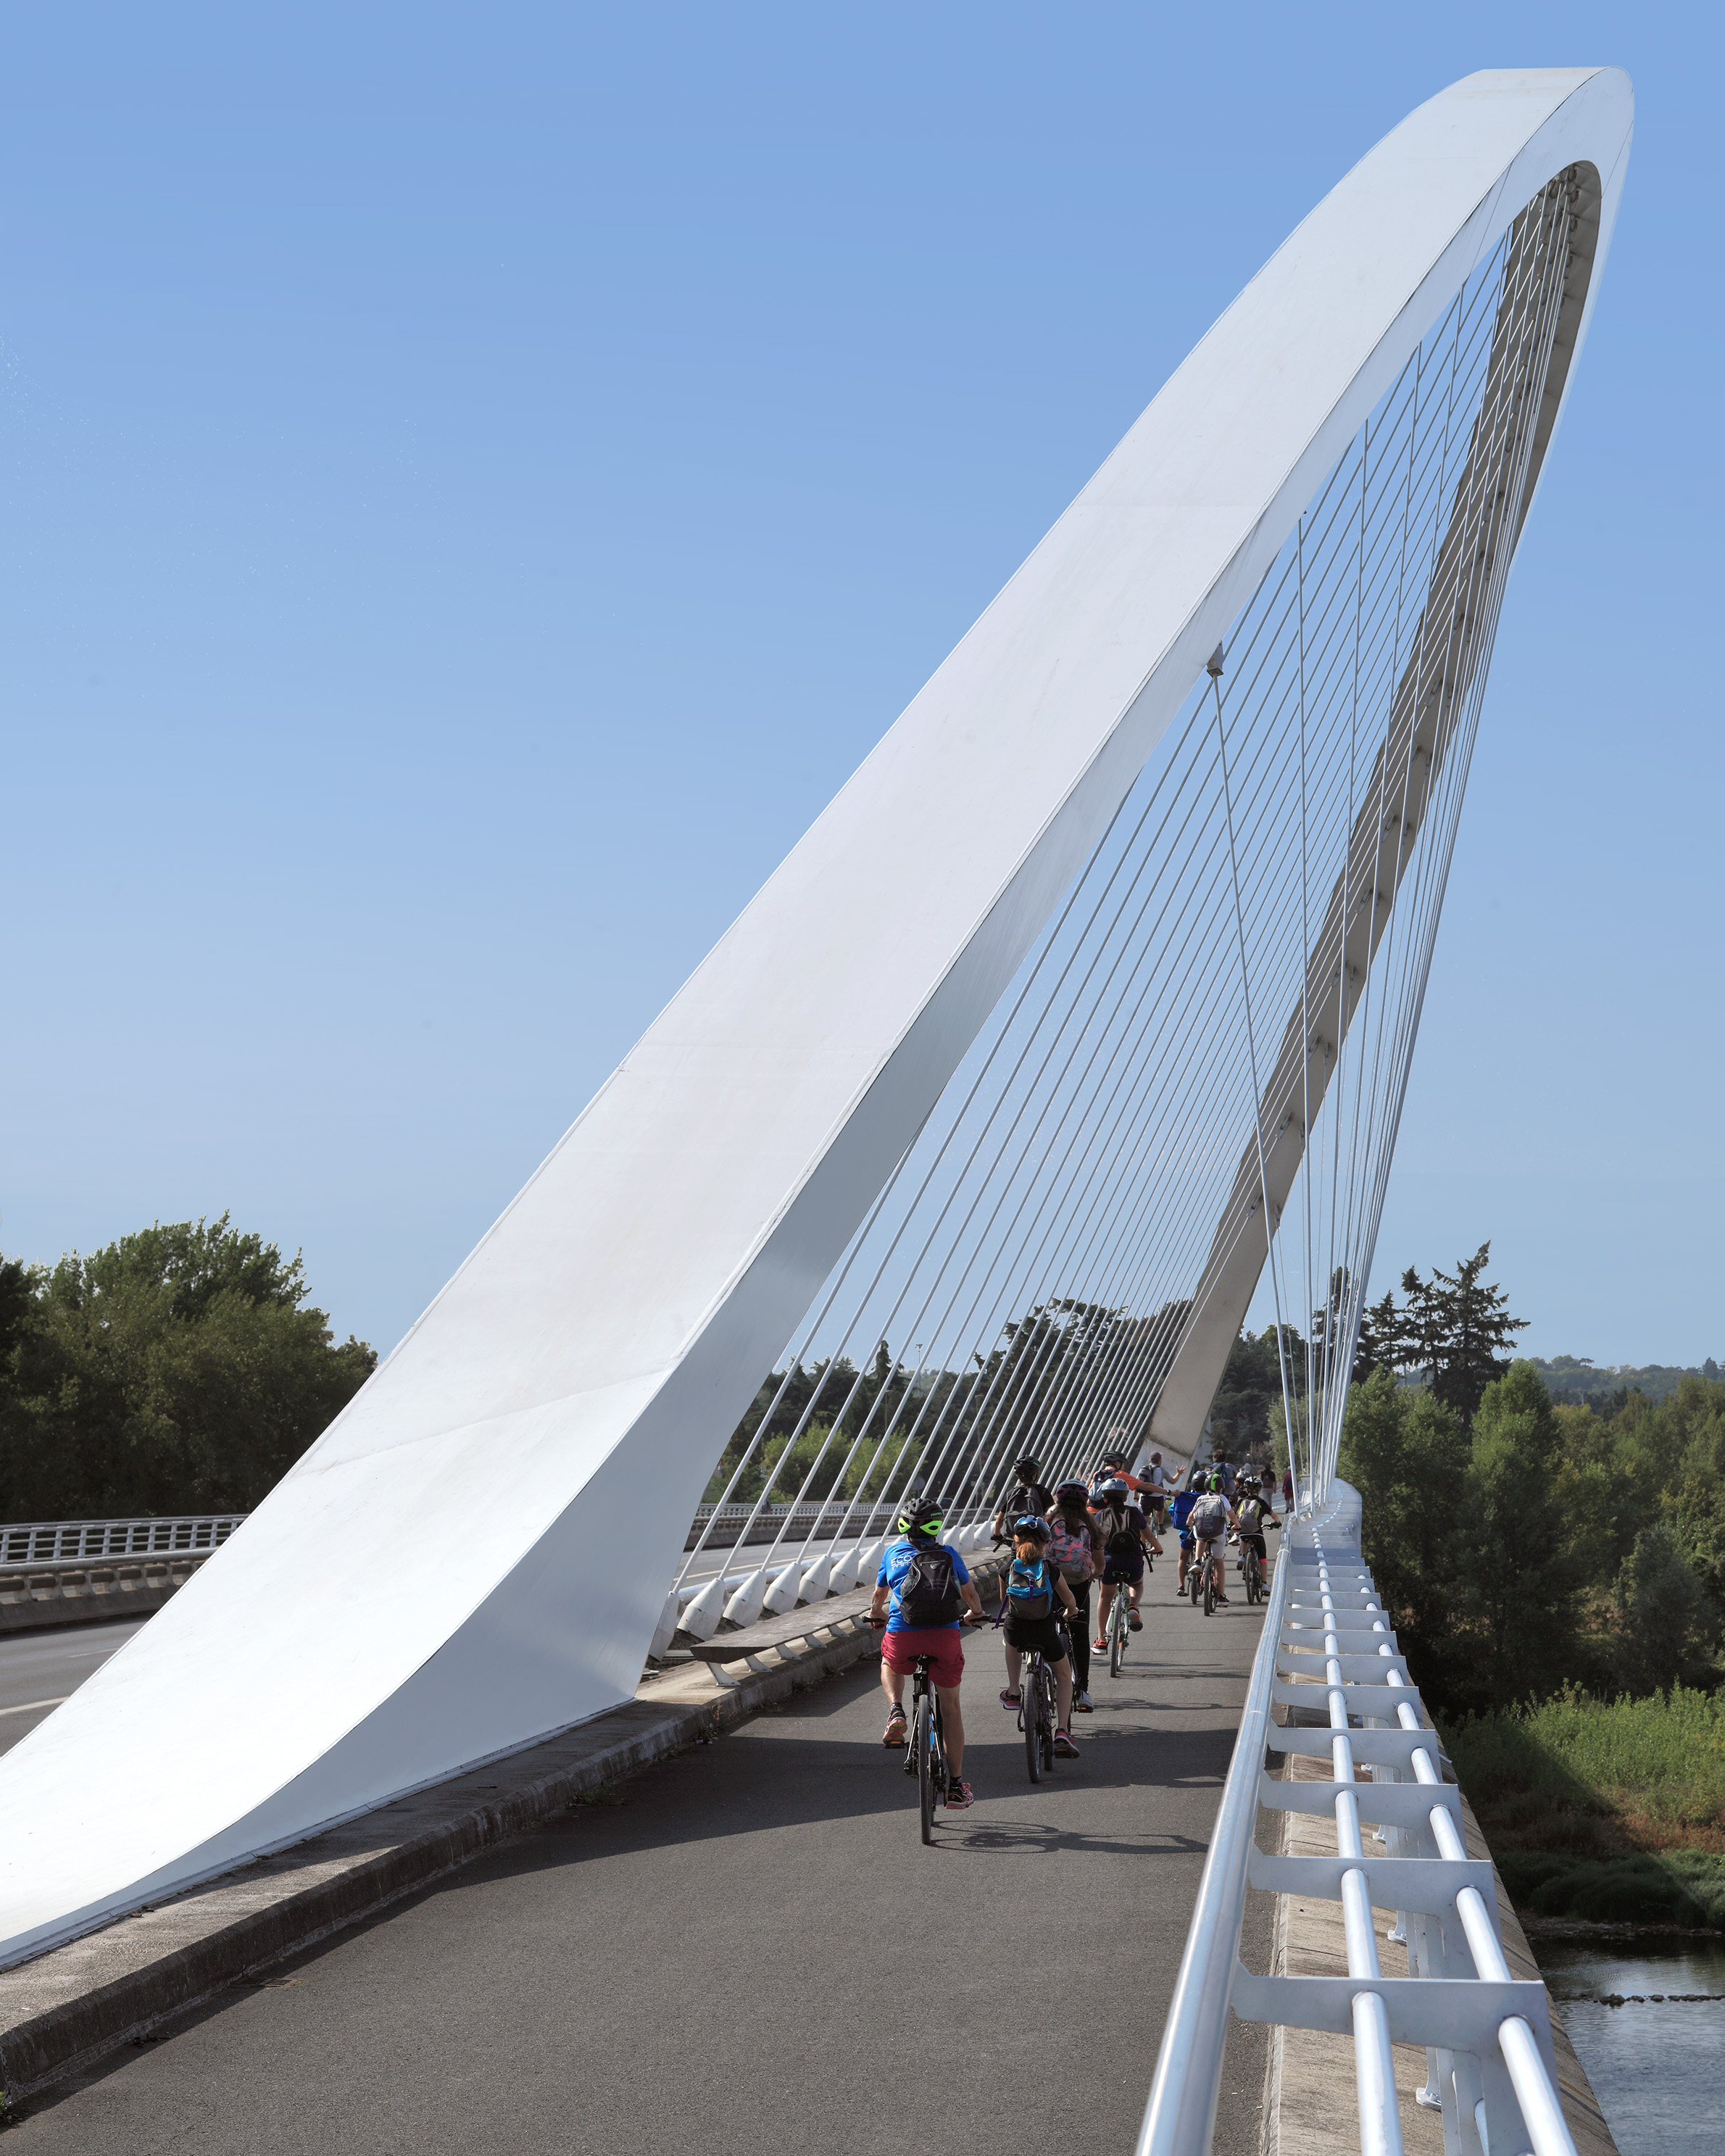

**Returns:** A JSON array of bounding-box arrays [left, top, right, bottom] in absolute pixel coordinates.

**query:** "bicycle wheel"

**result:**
[[1024, 1660, 1042, 1783], [1203, 1558, 1215, 1616], [1189, 1559, 1202, 1607], [918, 1694, 936, 1844], [1039, 1666, 1056, 1768], [1109, 1599, 1125, 1678]]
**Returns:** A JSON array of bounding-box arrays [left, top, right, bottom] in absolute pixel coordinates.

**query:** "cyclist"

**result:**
[[1088, 1446, 1147, 1500], [1187, 1471, 1236, 1606], [1092, 1476, 1155, 1642], [999, 1516, 1080, 1758], [1169, 1469, 1203, 1594], [1234, 1475, 1281, 1586], [870, 1497, 985, 1808], [1047, 1480, 1100, 1712], [1143, 1450, 1171, 1532], [994, 1454, 1056, 1541]]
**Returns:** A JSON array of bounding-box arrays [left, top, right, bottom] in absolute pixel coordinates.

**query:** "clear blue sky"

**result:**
[[2, 5, 1717, 1368]]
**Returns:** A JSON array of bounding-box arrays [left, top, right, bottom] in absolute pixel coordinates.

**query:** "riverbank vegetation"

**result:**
[[1447, 1689, 1725, 1929], [1329, 1246, 1725, 1926], [0, 1218, 374, 1518]]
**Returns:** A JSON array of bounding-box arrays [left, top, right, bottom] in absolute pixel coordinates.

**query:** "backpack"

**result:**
[[895, 1541, 962, 1627], [1006, 1556, 1055, 1620], [1097, 1502, 1139, 1559], [1048, 1517, 1092, 1584], [1190, 1493, 1229, 1539]]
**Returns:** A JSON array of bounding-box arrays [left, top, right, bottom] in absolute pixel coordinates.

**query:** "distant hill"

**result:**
[[1529, 1354, 1721, 1409]]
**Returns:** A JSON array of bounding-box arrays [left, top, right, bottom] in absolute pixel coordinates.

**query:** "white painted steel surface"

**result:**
[[0, 67, 1632, 1966]]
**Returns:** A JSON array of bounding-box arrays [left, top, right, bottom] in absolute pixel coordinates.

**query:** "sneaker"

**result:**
[[999, 1689, 1021, 1710], [1073, 1689, 1094, 1713], [1092, 1636, 1107, 1653], [1214, 1594, 1230, 1605], [882, 1705, 907, 1747], [1053, 1729, 1080, 1758], [945, 1777, 976, 1810], [1128, 1610, 1143, 1631]]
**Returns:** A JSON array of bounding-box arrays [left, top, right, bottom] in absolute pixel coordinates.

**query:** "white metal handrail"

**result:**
[[0, 1516, 246, 1569], [1136, 1483, 1579, 2156]]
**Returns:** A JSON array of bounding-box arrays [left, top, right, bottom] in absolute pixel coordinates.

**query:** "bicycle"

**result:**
[[1190, 1537, 1223, 1616], [1018, 1633, 1060, 1781], [902, 1649, 950, 1842], [1103, 1573, 1132, 1678]]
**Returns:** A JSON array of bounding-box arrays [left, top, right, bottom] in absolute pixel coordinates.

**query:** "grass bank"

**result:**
[[1445, 1686, 1725, 1930]]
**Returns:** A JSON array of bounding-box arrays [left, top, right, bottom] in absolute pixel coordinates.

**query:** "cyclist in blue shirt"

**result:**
[[1169, 1473, 1203, 1596], [868, 1497, 984, 1807]]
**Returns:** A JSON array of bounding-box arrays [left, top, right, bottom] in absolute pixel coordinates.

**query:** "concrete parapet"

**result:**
[[0, 1557, 206, 1636]]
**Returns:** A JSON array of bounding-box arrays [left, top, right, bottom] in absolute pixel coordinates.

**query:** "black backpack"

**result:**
[[1099, 1502, 1139, 1558], [897, 1542, 962, 1627]]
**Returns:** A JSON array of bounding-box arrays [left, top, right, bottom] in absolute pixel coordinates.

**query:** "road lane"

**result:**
[[14, 1551, 1272, 2155], [0, 1621, 146, 1757]]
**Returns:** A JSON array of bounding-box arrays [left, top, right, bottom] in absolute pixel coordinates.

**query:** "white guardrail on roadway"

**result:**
[[1137, 1482, 1578, 2156], [0, 1516, 248, 1568]]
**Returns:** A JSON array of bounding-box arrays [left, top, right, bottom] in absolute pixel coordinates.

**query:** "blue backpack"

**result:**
[[1006, 1556, 1055, 1620]]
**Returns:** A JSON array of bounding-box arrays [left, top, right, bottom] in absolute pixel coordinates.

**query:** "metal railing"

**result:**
[[1137, 1483, 1579, 2156], [689, 1501, 903, 1535], [0, 1515, 247, 1570]]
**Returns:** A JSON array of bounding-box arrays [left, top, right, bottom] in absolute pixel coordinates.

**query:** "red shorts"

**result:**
[[880, 1626, 965, 1690]]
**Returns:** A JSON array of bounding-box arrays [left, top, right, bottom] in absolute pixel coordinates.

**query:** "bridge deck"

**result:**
[[13, 1566, 1276, 2154]]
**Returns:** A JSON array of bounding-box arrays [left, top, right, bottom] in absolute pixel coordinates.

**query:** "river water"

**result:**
[[1534, 1934, 1725, 2156]]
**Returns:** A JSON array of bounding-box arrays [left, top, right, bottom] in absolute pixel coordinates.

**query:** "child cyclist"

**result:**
[[1092, 1475, 1157, 1644], [1234, 1473, 1281, 1586], [999, 1517, 1081, 1757], [1169, 1470, 1203, 1594], [1047, 1481, 1100, 1712], [870, 1497, 985, 1809]]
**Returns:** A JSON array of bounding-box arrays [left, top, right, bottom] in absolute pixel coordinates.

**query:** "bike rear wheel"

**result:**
[[1109, 1599, 1125, 1678], [918, 1691, 936, 1842], [1023, 1660, 1043, 1782], [1203, 1557, 1215, 1615]]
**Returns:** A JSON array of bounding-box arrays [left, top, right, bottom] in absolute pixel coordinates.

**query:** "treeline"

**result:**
[[0, 1217, 375, 1519], [1529, 1353, 1721, 1412], [1210, 1243, 1528, 1459], [1331, 1254, 1725, 1719], [703, 1296, 1197, 1510]]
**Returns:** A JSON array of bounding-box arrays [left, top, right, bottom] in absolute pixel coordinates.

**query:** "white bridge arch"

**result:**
[[0, 67, 1631, 1965]]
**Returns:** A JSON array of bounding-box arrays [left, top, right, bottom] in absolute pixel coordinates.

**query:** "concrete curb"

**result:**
[[0, 1555, 1005, 2104]]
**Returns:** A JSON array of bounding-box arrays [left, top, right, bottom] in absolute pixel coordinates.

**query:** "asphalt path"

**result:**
[[0, 1620, 145, 1758], [14, 1552, 1273, 2155]]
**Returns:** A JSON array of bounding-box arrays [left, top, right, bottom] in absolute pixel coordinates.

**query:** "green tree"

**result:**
[[1442, 1363, 1591, 1712], [1337, 1369, 1468, 1682], [0, 1216, 374, 1518], [1210, 1322, 1307, 1460], [1393, 1243, 1528, 1423], [1611, 1523, 1719, 1694]]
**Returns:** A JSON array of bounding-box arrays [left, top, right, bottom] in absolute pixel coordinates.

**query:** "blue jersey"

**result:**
[[877, 1536, 972, 1632]]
